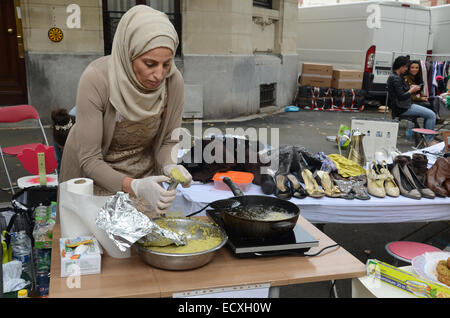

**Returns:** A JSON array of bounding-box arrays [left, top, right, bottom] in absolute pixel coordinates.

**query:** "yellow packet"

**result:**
[[366, 259, 450, 298]]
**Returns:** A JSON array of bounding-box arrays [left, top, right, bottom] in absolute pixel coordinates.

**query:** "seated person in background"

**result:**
[[404, 60, 444, 124], [51, 108, 75, 174], [387, 56, 437, 145]]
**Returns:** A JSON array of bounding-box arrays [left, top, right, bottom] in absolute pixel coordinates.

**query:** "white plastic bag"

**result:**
[[58, 181, 130, 259], [2, 260, 28, 293]]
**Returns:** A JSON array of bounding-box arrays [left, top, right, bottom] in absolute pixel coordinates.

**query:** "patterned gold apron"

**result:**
[[94, 109, 164, 217]]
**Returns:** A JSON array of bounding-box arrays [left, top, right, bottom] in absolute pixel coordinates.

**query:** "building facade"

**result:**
[[1, 0, 299, 123]]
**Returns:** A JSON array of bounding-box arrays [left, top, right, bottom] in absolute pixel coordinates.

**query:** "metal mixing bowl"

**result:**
[[134, 217, 228, 271]]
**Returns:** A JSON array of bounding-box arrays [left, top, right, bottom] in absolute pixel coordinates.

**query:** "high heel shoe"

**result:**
[[366, 161, 386, 198], [316, 170, 343, 198], [275, 174, 292, 200], [392, 157, 421, 200], [378, 160, 400, 197], [301, 169, 325, 198], [400, 160, 435, 199], [286, 173, 307, 199]]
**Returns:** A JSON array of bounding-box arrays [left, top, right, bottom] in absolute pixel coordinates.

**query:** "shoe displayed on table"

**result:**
[[391, 157, 421, 200], [445, 179, 450, 196], [291, 145, 323, 181], [409, 153, 428, 185], [277, 145, 294, 175], [378, 160, 400, 197], [400, 160, 435, 199], [333, 179, 355, 200], [316, 170, 344, 198], [275, 174, 292, 200], [301, 169, 325, 198], [426, 157, 450, 197], [350, 180, 371, 200], [286, 173, 307, 199], [260, 172, 276, 195], [366, 161, 386, 198]]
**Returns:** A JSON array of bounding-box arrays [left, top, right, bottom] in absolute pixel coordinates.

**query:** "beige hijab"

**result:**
[[108, 5, 179, 121]]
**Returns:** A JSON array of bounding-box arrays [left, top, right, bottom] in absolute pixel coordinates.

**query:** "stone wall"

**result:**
[[182, 0, 299, 119], [19, 0, 103, 124]]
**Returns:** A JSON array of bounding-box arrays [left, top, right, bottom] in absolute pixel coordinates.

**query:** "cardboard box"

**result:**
[[331, 69, 363, 89], [60, 236, 101, 277], [367, 259, 450, 298], [351, 118, 399, 165], [300, 63, 333, 87]]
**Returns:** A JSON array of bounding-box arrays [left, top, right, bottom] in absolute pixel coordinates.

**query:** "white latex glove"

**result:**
[[131, 176, 177, 215], [162, 164, 192, 188]]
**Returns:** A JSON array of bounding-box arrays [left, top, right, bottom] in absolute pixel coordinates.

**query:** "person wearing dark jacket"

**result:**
[[404, 60, 444, 124], [387, 56, 436, 144]]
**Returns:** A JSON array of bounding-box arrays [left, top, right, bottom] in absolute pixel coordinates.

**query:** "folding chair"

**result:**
[[0, 105, 50, 194]]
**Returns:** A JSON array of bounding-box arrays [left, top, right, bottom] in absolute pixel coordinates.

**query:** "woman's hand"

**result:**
[[408, 85, 421, 94], [130, 176, 177, 215], [163, 164, 192, 188]]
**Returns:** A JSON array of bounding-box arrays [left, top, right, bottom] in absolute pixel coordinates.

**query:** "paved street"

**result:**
[[1, 106, 449, 298]]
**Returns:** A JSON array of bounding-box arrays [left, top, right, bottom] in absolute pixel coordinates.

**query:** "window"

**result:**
[[102, 0, 181, 56], [253, 0, 272, 9], [260, 83, 276, 107]]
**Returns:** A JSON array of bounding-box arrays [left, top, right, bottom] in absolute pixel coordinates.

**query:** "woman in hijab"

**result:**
[[60, 6, 191, 216]]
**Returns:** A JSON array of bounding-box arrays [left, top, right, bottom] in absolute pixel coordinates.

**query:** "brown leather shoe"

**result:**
[[427, 158, 450, 197], [444, 179, 450, 197], [435, 158, 450, 191]]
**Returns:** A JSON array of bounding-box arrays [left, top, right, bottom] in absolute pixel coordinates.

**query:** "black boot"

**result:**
[[260, 173, 276, 195], [274, 145, 294, 199], [291, 145, 322, 182]]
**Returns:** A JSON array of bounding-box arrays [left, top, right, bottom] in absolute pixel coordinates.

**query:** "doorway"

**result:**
[[0, 0, 27, 105]]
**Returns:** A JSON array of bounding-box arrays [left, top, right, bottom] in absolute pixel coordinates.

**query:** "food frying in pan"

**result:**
[[227, 205, 292, 221]]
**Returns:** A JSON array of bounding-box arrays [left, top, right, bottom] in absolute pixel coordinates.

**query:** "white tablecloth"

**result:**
[[172, 142, 450, 224]]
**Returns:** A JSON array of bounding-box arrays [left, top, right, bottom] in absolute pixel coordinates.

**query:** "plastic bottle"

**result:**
[[17, 289, 28, 298], [11, 231, 34, 284], [405, 120, 414, 140]]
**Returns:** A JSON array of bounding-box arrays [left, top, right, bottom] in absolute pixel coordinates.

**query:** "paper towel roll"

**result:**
[[60, 180, 130, 259], [66, 178, 93, 195]]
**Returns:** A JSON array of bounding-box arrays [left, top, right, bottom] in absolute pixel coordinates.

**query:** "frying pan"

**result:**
[[187, 177, 300, 238]]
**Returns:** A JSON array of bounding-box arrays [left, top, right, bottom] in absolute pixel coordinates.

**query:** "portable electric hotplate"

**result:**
[[206, 210, 319, 258]]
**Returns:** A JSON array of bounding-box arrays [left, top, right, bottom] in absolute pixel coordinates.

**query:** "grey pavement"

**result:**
[[0, 106, 449, 298]]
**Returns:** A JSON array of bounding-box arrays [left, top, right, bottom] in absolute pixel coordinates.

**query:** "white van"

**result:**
[[297, 1, 431, 99], [430, 4, 450, 58]]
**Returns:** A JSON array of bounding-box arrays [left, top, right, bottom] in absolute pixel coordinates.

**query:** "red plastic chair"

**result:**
[[0, 105, 50, 194]]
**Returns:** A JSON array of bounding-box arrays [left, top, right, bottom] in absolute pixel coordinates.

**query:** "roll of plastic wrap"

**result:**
[[66, 178, 93, 195]]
